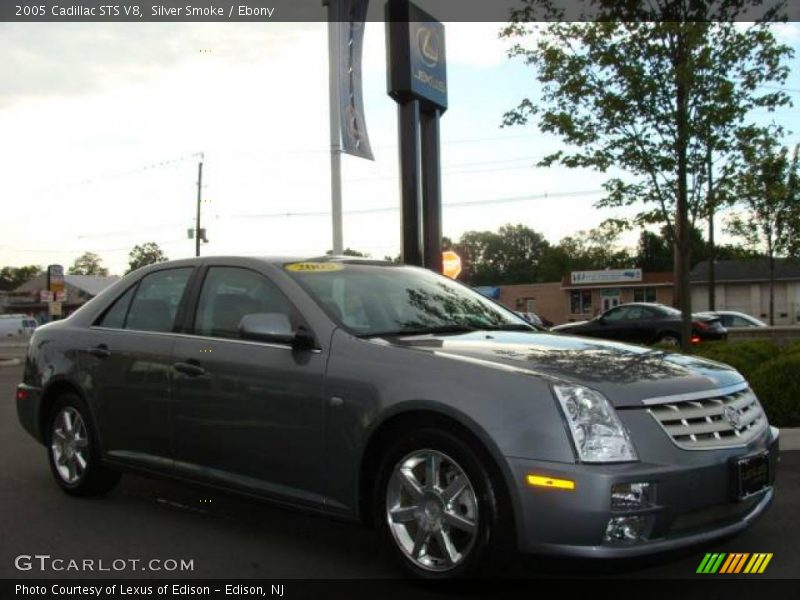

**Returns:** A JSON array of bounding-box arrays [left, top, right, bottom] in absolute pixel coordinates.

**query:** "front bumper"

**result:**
[[507, 426, 778, 558]]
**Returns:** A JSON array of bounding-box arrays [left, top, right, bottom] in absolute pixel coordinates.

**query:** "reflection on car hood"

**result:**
[[384, 330, 744, 407], [550, 321, 588, 330]]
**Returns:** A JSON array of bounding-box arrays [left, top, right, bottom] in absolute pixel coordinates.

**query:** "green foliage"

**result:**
[[0, 265, 43, 291], [325, 248, 370, 258], [689, 340, 798, 425], [450, 221, 633, 285], [692, 340, 780, 380], [749, 354, 800, 427], [127, 242, 169, 274], [68, 252, 109, 277], [726, 135, 800, 260], [501, 12, 793, 240]]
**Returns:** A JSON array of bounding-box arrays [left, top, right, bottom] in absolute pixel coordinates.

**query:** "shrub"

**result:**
[[692, 340, 780, 380], [781, 340, 800, 357], [749, 354, 800, 427]]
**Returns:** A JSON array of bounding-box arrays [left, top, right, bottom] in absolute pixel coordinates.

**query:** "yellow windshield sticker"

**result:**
[[285, 262, 344, 273]]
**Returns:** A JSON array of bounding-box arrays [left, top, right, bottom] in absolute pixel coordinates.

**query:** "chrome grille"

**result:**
[[648, 387, 767, 450]]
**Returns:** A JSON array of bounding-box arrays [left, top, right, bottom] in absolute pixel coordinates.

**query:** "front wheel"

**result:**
[[374, 429, 508, 579], [46, 394, 121, 496]]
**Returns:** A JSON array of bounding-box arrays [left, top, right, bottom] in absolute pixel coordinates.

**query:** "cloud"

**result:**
[[0, 22, 320, 108]]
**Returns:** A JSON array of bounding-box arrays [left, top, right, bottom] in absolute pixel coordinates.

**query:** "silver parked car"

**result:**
[[16, 257, 778, 579], [696, 311, 768, 328]]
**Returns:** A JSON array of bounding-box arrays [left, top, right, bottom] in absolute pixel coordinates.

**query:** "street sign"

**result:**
[[571, 269, 642, 285], [386, 1, 447, 112], [442, 251, 461, 279], [47, 264, 65, 293], [48, 302, 62, 317]]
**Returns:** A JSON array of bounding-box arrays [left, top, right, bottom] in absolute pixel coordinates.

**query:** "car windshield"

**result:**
[[284, 262, 533, 336]]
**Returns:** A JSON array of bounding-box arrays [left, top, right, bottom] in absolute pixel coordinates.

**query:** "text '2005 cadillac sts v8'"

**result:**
[[16, 257, 778, 579]]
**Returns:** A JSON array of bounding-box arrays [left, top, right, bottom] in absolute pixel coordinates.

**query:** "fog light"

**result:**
[[611, 482, 654, 510], [604, 516, 650, 545]]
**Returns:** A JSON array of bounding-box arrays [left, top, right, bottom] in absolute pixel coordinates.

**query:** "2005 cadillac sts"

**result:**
[[16, 257, 778, 578]]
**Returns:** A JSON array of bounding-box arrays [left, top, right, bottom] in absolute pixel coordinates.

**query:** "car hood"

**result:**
[[385, 331, 744, 407]]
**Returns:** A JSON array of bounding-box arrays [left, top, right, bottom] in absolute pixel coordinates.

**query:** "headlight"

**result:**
[[553, 384, 637, 463]]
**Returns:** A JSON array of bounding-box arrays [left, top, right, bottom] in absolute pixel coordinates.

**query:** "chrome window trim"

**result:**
[[89, 326, 322, 354], [640, 382, 749, 406]]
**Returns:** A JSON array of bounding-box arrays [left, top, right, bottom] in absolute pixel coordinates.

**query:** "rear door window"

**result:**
[[97, 285, 137, 329]]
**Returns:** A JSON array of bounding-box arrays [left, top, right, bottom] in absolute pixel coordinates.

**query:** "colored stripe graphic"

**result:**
[[698, 552, 773, 574], [697, 553, 727, 573]]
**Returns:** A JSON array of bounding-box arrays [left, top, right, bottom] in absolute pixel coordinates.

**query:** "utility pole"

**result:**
[[707, 142, 716, 311], [195, 157, 204, 257]]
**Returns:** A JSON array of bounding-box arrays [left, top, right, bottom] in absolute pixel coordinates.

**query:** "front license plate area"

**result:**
[[734, 452, 770, 500]]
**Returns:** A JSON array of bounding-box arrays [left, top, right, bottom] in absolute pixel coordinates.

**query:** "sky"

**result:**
[[1, 21, 799, 275]]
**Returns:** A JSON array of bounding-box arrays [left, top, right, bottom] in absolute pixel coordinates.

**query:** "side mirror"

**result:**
[[239, 313, 315, 350], [596, 316, 606, 325]]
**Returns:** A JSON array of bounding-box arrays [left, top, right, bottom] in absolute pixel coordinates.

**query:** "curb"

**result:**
[[779, 428, 800, 452], [0, 358, 22, 368]]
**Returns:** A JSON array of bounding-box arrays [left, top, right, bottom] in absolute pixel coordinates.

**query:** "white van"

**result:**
[[0, 314, 37, 337]]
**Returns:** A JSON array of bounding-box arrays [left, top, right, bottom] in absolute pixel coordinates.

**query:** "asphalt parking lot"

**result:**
[[1, 359, 797, 580]]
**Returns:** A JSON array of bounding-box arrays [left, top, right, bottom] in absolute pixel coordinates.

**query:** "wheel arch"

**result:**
[[39, 378, 91, 444], [357, 404, 519, 547]]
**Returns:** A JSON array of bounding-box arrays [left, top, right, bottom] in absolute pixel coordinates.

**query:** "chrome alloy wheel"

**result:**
[[50, 407, 89, 484], [385, 449, 479, 572]]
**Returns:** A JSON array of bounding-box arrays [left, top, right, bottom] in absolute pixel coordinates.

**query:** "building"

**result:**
[[691, 259, 800, 325], [2, 274, 119, 322], [491, 269, 674, 325]]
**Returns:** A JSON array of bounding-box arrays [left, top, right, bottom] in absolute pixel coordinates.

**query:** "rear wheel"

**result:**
[[46, 394, 120, 496], [374, 428, 508, 579], [656, 333, 681, 347]]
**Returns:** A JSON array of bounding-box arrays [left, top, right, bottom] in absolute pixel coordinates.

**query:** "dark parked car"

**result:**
[[551, 302, 726, 346], [16, 258, 777, 579]]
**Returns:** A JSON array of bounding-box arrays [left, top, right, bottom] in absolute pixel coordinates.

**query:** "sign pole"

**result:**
[[398, 99, 423, 266], [421, 108, 442, 272], [326, 2, 344, 255], [386, 0, 446, 271]]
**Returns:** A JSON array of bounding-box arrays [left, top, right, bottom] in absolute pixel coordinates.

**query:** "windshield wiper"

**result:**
[[359, 324, 478, 338]]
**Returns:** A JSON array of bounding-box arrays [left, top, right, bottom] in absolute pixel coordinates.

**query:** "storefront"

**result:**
[[563, 269, 673, 322]]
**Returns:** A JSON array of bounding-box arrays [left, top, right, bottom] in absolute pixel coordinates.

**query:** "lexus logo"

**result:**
[[416, 26, 440, 67], [724, 406, 744, 429]]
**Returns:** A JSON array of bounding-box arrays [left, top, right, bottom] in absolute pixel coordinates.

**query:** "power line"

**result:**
[[222, 189, 605, 220]]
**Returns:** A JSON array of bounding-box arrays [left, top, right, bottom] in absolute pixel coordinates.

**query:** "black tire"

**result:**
[[373, 428, 510, 580], [656, 332, 681, 347], [45, 393, 121, 496]]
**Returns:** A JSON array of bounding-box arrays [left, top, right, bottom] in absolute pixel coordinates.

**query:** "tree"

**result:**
[[454, 224, 551, 286], [127, 243, 169, 274], [0, 265, 43, 291], [325, 248, 370, 257], [68, 252, 109, 276], [540, 221, 634, 281], [726, 132, 800, 324], [502, 1, 793, 348]]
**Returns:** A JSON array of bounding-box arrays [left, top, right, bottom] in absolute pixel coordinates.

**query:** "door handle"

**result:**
[[173, 360, 206, 377], [88, 344, 111, 359]]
